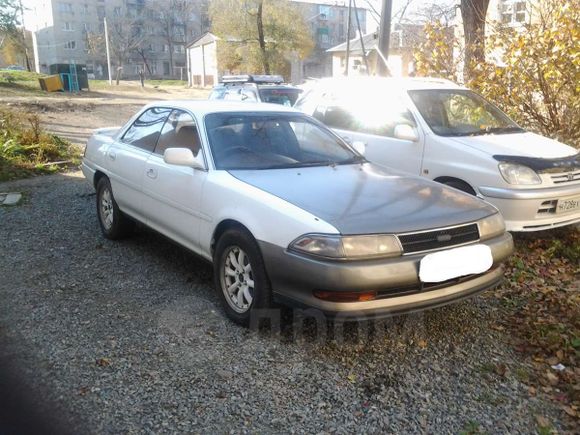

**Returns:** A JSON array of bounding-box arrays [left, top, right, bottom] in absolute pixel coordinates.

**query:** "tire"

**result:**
[[213, 228, 272, 326], [443, 180, 476, 196], [96, 177, 134, 240]]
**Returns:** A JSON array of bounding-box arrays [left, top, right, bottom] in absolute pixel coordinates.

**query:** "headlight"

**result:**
[[498, 163, 541, 185], [290, 234, 402, 259], [478, 213, 506, 240]]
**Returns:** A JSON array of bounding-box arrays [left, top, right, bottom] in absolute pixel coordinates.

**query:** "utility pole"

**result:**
[[104, 17, 112, 85], [376, 0, 392, 76], [344, 0, 352, 76]]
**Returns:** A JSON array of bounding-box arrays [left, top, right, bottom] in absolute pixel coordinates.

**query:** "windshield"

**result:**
[[259, 88, 301, 106], [408, 89, 523, 137], [205, 112, 362, 170]]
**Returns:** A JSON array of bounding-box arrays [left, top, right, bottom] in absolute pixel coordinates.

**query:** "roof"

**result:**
[[186, 32, 219, 49], [312, 76, 465, 92], [143, 100, 300, 115], [326, 33, 377, 55]]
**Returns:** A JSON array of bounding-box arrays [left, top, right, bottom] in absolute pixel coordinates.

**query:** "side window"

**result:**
[[122, 107, 171, 152], [321, 98, 416, 139], [241, 88, 257, 102], [321, 106, 356, 131], [154, 110, 202, 158]]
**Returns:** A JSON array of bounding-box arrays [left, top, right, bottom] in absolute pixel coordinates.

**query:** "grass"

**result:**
[[0, 106, 80, 182], [0, 70, 47, 96], [89, 78, 189, 90]]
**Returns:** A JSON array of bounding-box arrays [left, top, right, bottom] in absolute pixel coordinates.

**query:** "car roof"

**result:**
[[143, 100, 301, 115], [313, 76, 467, 92], [212, 83, 301, 90]]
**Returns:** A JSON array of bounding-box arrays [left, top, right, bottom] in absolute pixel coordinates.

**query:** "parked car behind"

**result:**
[[295, 77, 580, 232], [209, 74, 302, 106], [82, 101, 513, 325]]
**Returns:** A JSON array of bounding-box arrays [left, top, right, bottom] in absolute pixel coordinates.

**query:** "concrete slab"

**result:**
[[0, 192, 22, 206]]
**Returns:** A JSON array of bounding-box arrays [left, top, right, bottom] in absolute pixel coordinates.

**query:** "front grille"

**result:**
[[550, 171, 580, 184], [397, 223, 480, 254], [537, 200, 557, 214]]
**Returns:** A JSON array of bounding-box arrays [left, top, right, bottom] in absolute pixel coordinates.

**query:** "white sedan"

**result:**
[[82, 101, 513, 325]]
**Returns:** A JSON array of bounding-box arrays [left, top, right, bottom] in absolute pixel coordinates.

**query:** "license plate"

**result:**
[[556, 196, 580, 214], [419, 244, 493, 283]]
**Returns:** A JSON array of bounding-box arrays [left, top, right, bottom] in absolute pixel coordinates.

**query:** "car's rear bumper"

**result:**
[[479, 184, 580, 232], [258, 232, 513, 320]]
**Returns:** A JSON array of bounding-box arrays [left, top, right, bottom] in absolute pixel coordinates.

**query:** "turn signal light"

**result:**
[[313, 290, 377, 302]]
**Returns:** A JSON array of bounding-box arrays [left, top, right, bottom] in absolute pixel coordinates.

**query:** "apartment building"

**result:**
[[23, 0, 207, 79], [292, 0, 367, 79]]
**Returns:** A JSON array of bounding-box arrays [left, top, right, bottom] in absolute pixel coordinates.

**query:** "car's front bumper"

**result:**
[[258, 232, 513, 321], [479, 184, 580, 232]]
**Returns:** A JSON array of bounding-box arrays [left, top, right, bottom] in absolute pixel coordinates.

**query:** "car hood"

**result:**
[[448, 132, 577, 158], [229, 163, 496, 235]]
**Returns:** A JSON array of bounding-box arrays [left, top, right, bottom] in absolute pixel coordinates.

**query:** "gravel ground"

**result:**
[[0, 172, 567, 434]]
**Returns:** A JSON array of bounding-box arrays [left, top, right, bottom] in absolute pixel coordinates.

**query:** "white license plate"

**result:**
[[556, 196, 580, 214], [419, 244, 493, 283]]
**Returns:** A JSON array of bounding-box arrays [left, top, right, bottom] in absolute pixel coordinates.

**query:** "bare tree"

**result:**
[[149, 0, 200, 77], [86, 11, 148, 81]]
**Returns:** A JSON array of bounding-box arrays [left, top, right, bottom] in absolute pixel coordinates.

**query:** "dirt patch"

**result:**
[[0, 84, 210, 147]]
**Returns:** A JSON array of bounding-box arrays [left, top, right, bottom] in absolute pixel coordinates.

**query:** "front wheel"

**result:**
[[213, 228, 272, 326]]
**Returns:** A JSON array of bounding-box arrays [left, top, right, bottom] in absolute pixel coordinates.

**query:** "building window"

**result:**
[[174, 45, 184, 54], [82, 22, 91, 32], [500, 0, 527, 25], [97, 6, 105, 19], [64, 40, 76, 50], [163, 44, 169, 52], [62, 22, 74, 31], [58, 2, 73, 13], [82, 4, 89, 14], [114, 7, 122, 16]]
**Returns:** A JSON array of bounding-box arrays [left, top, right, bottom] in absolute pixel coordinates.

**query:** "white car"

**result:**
[[295, 77, 580, 232], [81, 101, 513, 325]]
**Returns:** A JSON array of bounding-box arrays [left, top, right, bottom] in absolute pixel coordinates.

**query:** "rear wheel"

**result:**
[[214, 228, 272, 326], [96, 177, 134, 240]]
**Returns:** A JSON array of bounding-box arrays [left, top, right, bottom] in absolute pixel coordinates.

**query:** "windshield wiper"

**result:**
[[260, 161, 335, 170], [338, 155, 367, 165]]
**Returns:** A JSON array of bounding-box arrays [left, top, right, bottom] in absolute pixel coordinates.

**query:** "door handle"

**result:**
[[108, 151, 116, 161], [146, 168, 157, 179]]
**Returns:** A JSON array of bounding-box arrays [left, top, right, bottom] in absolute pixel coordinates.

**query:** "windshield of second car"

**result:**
[[258, 88, 301, 106], [205, 112, 361, 170], [408, 89, 522, 136]]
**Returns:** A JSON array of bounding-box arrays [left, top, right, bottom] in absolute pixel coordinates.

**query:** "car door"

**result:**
[[312, 96, 425, 175], [107, 107, 171, 219], [141, 109, 208, 251]]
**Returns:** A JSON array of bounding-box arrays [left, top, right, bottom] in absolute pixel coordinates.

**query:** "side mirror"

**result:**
[[163, 148, 205, 170], [394, 124, 419, 142], [352, 141, 366, 155]]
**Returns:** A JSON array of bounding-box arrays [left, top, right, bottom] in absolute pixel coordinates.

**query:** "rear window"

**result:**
[[259, 88, 302, 106]]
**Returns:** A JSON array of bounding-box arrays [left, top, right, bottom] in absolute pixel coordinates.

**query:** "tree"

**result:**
[[149, 0, 200, 77], [459, 0, 490, 80], [86, 13, 148, 81], [415, 0, 580, 148], [209, 0, 313, 77]]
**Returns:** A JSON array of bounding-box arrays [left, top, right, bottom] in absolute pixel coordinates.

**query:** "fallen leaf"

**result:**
[[96, 357, 110, 367], [562, 406, 576, 417], [417, 339, 427, 349], [347, 373, 356, 383]]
